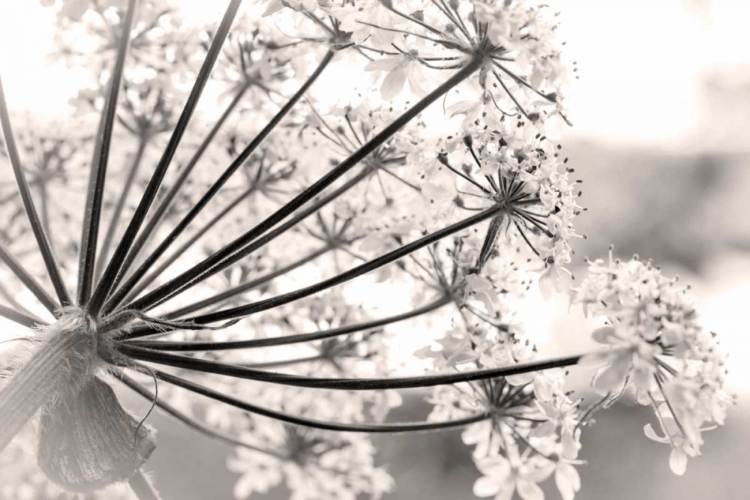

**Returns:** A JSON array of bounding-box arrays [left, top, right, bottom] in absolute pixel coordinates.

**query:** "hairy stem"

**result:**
[[77, 0, 139, 305], [128, 469, 162, 500], [96, 134, 150, 281], [0, 331, 94, 452]]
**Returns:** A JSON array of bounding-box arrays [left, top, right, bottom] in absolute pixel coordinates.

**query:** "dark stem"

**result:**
[[96, 133, 149, 281], [0, 76, 72, 307], [86, 0, 243, 317], [127, 56, 484, 312], [0, 241, 59, 316], [121, 184, 259, 304], [183, 204, 503, 324], [108, 82, 250, 293], [137, 165, 373, 313], [0, 304, 46, 329], [116, 346, 584, 392], [155, 370, 493, 433], [123, 294, 450, 346], [77, 0, 139, 305], [104, 50, 335, 314], [118, 373, 284, 457], [160, 244, 332, 320], [238, 355, 324, 369]]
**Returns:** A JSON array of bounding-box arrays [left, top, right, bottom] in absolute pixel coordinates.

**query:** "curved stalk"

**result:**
[[117, 342, 584, 391], [155, 370, 493, 433], [118, 373, 285, 457]]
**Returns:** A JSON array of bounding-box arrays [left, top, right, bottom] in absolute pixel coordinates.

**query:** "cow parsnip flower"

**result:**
[[574, 251, 732, 474], [0, 1, 730, 499]]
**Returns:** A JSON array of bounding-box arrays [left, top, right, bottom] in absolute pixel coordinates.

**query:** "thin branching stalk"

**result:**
[[0, 77, 71, 307], [123, 294, 450, 345], [183, 203, 504, 324], [115, 350, 583, 390], [118, 373, 283, 456], [77, 0, 139, 305], [0, 241, 59, 316], [0, 304, 46, 329], [96, 133, 150, 281], [109, 82, 251, 291], [120, 184, 259, 303], [141, 165, 376, 312], [160, 244, 333, 320], [105, 50, 336, 313], [125, 55, 484, 313], [154, 370, 493, 433], [87, 0, 243, 317]]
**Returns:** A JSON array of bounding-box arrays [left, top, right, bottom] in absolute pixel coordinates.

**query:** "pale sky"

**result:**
[[2, 0, 749, 145]]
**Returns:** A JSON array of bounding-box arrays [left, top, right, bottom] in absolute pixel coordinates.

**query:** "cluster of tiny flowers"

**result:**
[[426, 321, 584, 500], [573, 251, 732, 474], [225, 386, 395, 500]]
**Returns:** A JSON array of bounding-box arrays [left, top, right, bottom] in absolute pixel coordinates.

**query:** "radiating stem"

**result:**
[[118, 373, 283, 457], [87, 0, 243, 317], [105, 50, 336, 314], [123, 294, 450, 345], [0, 304, 46, 329], [117, 346, 584, 391], [120, 184, 259, 305], [156, 370, 493, 433], [96, 133, 150, 281], [138, 165, 374, 312], [125, 55, 484, 313], [110, 82, 250, 292], [186, 203, 504, 324], [77, 0, 139, 305], [0, 241, 59, 316], [161, 244, 332, 319], [0, 76, 71, 307]]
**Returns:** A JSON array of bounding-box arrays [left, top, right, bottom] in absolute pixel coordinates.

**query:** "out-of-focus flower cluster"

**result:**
[[574, 251, 733, 475]]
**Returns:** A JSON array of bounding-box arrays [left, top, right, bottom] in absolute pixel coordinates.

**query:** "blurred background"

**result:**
[[0, 0, 748, 498]]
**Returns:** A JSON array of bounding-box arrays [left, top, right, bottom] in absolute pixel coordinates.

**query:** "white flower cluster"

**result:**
[[574, 251, 732, 474], [426, 321, 584, 500], [226, 387, 394, 500]]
